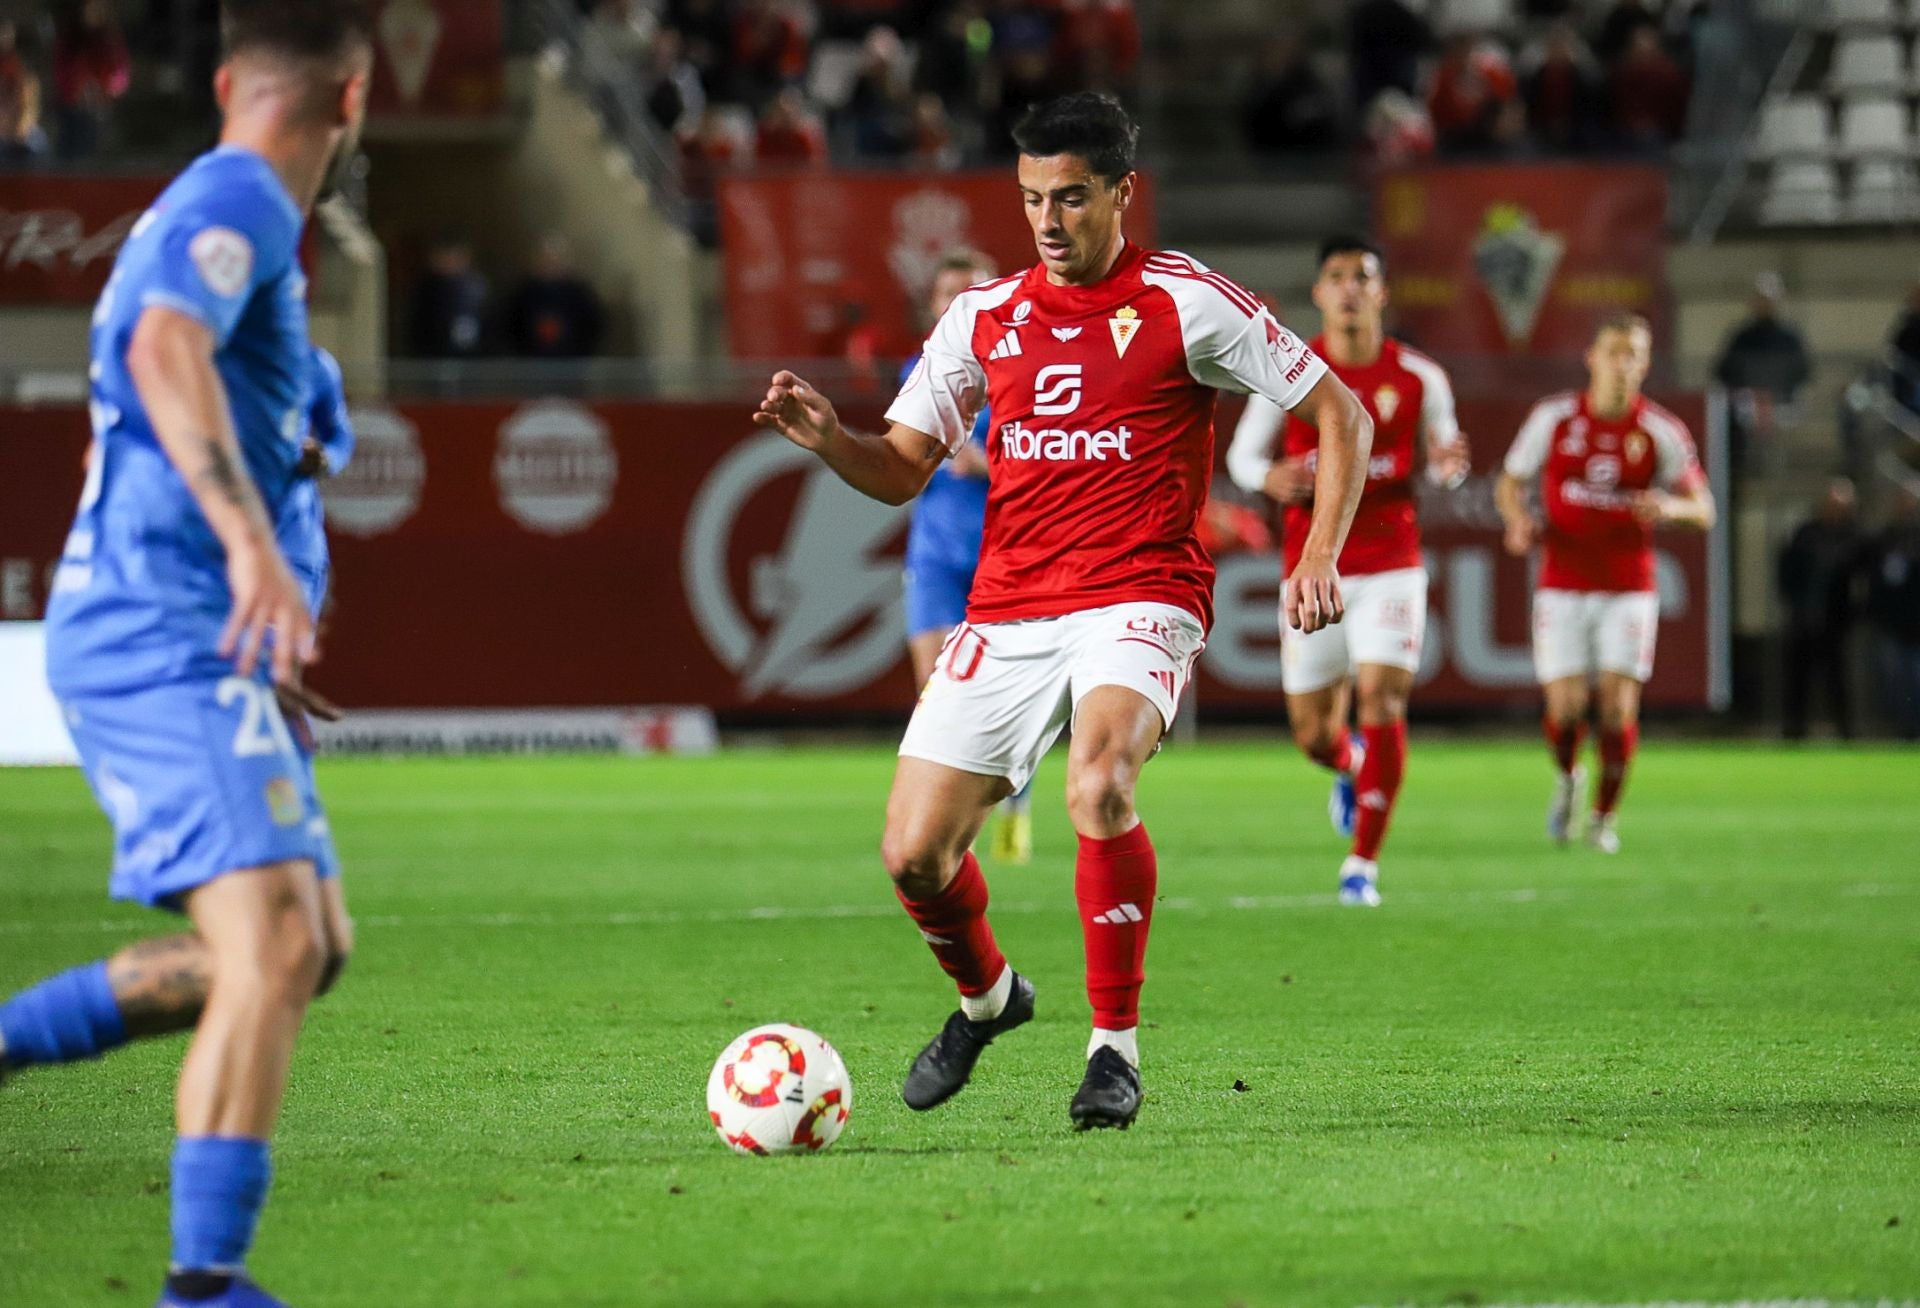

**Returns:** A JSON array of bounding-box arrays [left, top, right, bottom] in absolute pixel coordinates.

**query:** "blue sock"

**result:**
[[171, 1137, 272, 1275], [0, 961, 127, 1068]]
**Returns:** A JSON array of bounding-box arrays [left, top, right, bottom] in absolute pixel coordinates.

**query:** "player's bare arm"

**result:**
[[1427, 428, 1472, 488], [1264, 457, 1316, 504], [1633, 481, 1716, 530], [1283, 370, 1374, 633], [127, 304, 313, 684], [752, 369, 947, 505], [1495, 472, 1540, 555]]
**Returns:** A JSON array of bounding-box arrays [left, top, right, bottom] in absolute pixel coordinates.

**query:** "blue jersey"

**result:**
[[47, 145, 311, 697], [278, 345, 354, 619], [903, 353, 991, 574]]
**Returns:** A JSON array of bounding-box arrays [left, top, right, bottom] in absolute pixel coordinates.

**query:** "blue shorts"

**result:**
[[903, 559, 976, 639], [61, 672, 335, 911]]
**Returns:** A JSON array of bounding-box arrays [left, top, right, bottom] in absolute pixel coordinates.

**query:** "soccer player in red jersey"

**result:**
[[753, 94, 1374, 1129], [1496, 313, 1716, 853], [1227, 236, 1470, 907]]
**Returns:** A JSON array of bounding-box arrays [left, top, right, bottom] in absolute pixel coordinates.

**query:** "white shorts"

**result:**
[[1532, 588, 1660, 684], [1279, 567, 1428, 695], [898, 602, 1207, 793]]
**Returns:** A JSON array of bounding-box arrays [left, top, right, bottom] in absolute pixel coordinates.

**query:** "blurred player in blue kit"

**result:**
[[902, 250, 1034, 863], [0, 5, 372, 1306]]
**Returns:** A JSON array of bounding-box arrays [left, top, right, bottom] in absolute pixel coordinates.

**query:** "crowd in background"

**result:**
[[408, 231, 609, 362], [0, 2, 131, 166]]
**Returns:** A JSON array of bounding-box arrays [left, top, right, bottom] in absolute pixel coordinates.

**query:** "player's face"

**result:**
[[1312, 251, 1387, 332], [1586, 325, 1653, 402], [928, 267, 978, 323], [1018, 153, 1133, 285]]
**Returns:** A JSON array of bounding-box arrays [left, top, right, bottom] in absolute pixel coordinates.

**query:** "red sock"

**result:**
[[1596, 723, 1638, 815], [895, 852, 1006, 997], [1544, 717, 1586, 776], [1075, 823, 1157, 1031], [1351, 719, 1407, 861], [1306, 727, 1355, 774]]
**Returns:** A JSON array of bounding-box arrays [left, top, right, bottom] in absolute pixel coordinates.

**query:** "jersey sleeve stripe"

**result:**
[[1143, 261, 1263, 319]]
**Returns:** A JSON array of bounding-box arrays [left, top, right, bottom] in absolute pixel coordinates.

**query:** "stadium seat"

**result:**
[[1836, 96, 1914, 154], [1824, 0, 1907, 30], [1846, 158, 1920, 220], [1758, 159, 1843, 224], [1753, 95, 1833, 159], [1827, 34, 1910, 91]]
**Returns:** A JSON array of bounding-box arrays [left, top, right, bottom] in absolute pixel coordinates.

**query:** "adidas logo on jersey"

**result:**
[[1000, 422, 1135, 462], [988, 330, 1023, 360], [1091, 903, 1144, 925]]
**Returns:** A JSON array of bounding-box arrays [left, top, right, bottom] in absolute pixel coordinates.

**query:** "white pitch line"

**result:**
[[3, 882, 1915, 938]]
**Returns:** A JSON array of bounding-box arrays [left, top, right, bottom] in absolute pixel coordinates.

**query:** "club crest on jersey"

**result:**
[[1109, 306, 1141, 358], [1374, 385, 1400, 422]]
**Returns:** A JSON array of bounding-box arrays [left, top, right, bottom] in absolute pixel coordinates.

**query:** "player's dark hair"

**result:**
[[1317, 234, 1385, 270], [222, 0, 373, 61], [1595, 310, 1652, 339], [1011, 93, 1139, 185]]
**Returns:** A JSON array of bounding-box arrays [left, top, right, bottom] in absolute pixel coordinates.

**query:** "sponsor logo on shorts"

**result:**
[[265, 777, 303, 827]]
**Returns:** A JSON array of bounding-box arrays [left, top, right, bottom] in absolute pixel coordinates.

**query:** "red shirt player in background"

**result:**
[[1497, 313, 1715, 853], [1228, 236, 1469, 907], [753, 93, 1372, 1131]]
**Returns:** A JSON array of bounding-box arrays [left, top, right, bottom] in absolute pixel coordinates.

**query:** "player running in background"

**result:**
[[903, 249, 1035, 864], [1228, 236, 1468, 907], [755, 93, 1372, 1129], [0, 7, 371, 1306], [1497, 313, 1715, 853]]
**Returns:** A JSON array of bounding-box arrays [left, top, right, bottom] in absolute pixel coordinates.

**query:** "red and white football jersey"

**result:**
[[1226, 336, 1457, 576], [1503, 391, 1703, 593], [885, 242, 1327, 630]]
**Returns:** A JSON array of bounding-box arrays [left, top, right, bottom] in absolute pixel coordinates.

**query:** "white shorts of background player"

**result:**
[[1531, 587, 1660, 684], [899, 601, 1207, 794], [1278, 566, 1428, 696]]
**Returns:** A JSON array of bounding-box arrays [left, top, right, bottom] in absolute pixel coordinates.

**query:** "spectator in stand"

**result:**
[[1715, 271, 1812, 471], [908, 92, 960, 169], [1522, 21, 1603, 154], [1052, 0, 1140, 95], [756, 86, 827, 164], [730, 0, 809, 109], [1348, 0, 1432, 114], [1890, 280, 1920, 418], [1427, 33, 1519, 154], [844, 24, 914, 159], [644, 26, 706, 135], [679, 102, 742, 246], [1595, 0, 1661, 64], [51, 0, 129, 161], [0, 20, 48, 167], [664, 0, 730, 98], [410, 235, 491, 359], [581, 0, 656, 87], [1865, 484, 1920, 739], [1607, 25, 1688, 147], [915, 0, 989, 113], [1778, 477, 1865, 741], [506, 233, 607, 360], [1364, 88, 1435, 165], [1241, 32, 1341, 156]]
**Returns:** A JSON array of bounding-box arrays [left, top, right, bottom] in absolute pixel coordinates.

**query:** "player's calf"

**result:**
[[0, 934, 214, 1078]]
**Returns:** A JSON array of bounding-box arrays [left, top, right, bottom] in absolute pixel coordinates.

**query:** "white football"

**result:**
[[705, 1024, 852, 1155]]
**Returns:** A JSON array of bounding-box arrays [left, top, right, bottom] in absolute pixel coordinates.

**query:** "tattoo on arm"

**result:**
[[194, 438, 267, 518]]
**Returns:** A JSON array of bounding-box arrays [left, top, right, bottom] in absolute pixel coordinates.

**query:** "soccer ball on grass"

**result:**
[[705, 1024, 852, 1155]]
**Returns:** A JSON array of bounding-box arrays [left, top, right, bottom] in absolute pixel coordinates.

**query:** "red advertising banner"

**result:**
[[368, 0, 506, 120], [0, 392, 1716, 717], [718, 170, 1159, 361], [1374, 164, 1668, 358], [0, 176, 167, 304]]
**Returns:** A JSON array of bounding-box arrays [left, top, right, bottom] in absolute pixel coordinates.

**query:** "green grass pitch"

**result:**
[[2, 740, 1916, 1307]]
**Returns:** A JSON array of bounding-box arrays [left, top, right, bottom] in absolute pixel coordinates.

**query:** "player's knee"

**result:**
[[1291, 718, 1338, 761], [1065, 762, 1135, 836], [879, 829, 956, 901], [1358, 685, 1409, 725], [222, 905, 328, 1006]]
